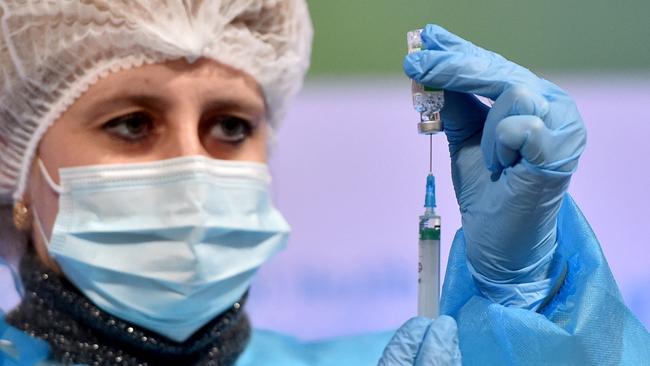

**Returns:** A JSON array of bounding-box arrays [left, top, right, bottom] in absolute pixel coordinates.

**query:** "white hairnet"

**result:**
[[0, 0, 313, 203]]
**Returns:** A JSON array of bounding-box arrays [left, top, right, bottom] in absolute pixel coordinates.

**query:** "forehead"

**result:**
[[71, 58, 265, 111]]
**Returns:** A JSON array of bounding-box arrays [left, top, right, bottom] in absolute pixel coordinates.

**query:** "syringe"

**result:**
[[418, 173, 441, 318], [408, 28, 443, 318]]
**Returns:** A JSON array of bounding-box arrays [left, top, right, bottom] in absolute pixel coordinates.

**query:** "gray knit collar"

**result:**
[[6, 252, 251, 366]]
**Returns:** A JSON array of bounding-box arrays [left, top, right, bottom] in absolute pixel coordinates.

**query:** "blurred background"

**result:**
[[248, 0, 650, 339], [1, 0, 649, 340]]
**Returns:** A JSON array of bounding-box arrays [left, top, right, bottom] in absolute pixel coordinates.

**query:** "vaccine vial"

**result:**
[[407, 29, 444, 134]]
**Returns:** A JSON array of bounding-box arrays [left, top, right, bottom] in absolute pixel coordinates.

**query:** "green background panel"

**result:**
[[305, 0, 650, 76]]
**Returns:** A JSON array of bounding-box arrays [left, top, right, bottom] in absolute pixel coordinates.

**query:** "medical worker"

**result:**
[[0, 1, 648, 365]]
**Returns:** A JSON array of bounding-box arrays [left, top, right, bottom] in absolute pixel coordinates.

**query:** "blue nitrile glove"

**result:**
[[378, 316, 461, 366], [403, 25, 586, 310]]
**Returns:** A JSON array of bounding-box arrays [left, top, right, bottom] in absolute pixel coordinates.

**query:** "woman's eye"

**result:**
[[209, 116, 252, 144], [102, 112, 154, 142]]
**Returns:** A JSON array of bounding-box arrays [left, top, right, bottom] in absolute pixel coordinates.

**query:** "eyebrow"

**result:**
[[201, 99, 267, 128], [84, 95, 171, 121], [202, 99, 264, 116], [80, 92, 266, 125]]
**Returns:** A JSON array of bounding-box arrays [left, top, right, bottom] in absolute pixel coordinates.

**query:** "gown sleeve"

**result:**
[[236, 329, 393, 366], [440, 194, 650, 365], [0, 313, 51, 366]]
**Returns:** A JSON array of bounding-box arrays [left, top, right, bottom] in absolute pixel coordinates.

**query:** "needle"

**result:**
[[429, 134, 432, 173]]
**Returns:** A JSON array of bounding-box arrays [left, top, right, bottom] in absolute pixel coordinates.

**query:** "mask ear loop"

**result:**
[[37, 159, 64, 195], [31, 158, 63, 247], [31, 205, 51, 248]]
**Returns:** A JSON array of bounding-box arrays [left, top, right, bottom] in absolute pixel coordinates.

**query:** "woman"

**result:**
[[0, 1, 648, 365]]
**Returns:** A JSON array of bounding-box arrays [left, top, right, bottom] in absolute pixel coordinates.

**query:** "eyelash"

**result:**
[[206, 116, 254, 145], [102, 112, 154, 144], [101, 112, 255, 145]]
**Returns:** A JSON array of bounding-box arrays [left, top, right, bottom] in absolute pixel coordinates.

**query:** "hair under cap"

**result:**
[[0, 0, 313, 203]]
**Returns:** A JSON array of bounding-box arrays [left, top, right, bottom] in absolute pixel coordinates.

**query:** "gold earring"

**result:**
[[13, 201, 32, 231]]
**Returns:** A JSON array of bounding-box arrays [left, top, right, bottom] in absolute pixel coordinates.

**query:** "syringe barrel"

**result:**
[[418, 213, 441, 318]]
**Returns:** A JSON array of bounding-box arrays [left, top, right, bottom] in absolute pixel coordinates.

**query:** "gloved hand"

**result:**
[[378, 316, 461, 366], [403, 25, 586, 309]]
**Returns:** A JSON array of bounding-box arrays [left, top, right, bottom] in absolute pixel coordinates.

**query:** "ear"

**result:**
[[0, 204, 28, 261], [14, 164, 36, 231], [12, 200, 32, 232]]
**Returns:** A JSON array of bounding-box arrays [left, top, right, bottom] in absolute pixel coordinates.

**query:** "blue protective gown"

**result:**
[[440, 196, 650, 365], [1, 196, 649, 365]]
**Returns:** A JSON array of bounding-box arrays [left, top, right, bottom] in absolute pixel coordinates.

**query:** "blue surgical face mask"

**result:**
[[33, 156, 290, 342]]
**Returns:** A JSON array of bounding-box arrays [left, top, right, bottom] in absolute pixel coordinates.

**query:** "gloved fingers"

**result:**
[[483, 84, 585, 174], [495, 115, 550, 169], [378, 317, 432, 366], [494, 114, 586, 176], [404, 48, 541, 101], [415, 315, 461, 366], [440, 90, 490, 151], [481, 85, 550, 173], [420, 24, 502, 61]]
